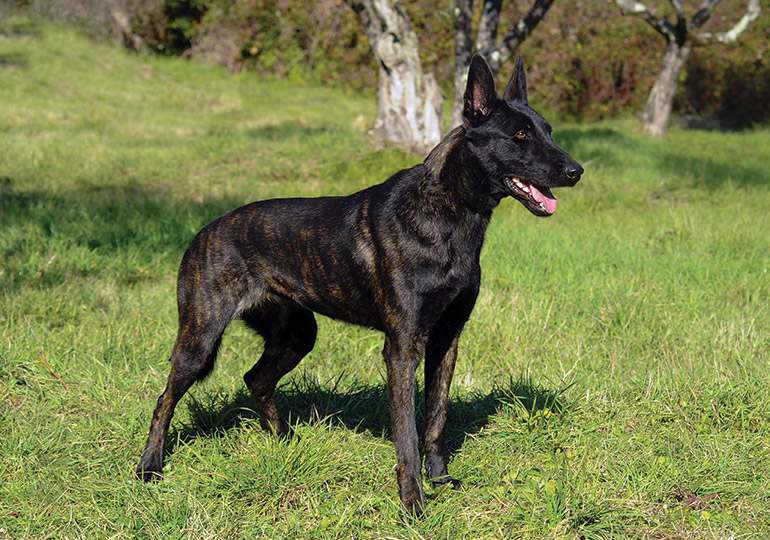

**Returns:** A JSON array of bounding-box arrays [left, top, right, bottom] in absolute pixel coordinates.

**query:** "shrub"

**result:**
[[15, 0, 770, 126]]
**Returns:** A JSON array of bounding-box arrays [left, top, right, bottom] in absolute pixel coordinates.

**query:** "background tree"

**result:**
[[343, 0, 443, 153], [106, 0, 146, 51], [616, 0, 761, 137], [343, 0, 557, 150], [451, 0, 555, 126], [23, 0, 768, 134]]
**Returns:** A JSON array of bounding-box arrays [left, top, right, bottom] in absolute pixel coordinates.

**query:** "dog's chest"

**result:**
[[407, 222, 484, 294]]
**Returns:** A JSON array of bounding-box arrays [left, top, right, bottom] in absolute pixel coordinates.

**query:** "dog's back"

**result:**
[[177, 127, 484, 333]]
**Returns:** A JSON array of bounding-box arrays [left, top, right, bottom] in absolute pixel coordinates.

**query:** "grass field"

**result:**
[[2, 15, 769, 540]]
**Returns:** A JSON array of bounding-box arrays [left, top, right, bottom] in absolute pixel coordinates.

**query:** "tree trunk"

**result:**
[[641, 41, 690, 137], [451, 0, 473, 128], [106, 0, 145, 52], [372, 31, 443, 153], [450, 0, 554, 128], [616, 0, 760, 137], [344, 0, 443, 154]]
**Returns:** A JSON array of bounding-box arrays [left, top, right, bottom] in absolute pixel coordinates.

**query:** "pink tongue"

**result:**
[[529, 184, 558, 214]]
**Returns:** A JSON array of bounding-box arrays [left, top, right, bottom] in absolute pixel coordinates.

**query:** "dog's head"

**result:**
[[463, 54, 582, 217]]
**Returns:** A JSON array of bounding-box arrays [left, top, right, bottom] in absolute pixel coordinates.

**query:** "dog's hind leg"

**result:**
[[383, 333, 426, 517], [423, 331, 461, 490], [242, 301, 317, 438], [423, 286, 478, 491], [136, 301, 232, 482]]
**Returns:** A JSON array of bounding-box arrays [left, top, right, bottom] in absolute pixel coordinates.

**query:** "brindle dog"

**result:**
[[136, 54, 583, 516]]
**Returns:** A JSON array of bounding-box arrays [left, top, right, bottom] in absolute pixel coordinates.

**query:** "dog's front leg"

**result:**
[[423, 287, 478, 491], [424, 331, 462, 490], [383, 335, 425, 517]]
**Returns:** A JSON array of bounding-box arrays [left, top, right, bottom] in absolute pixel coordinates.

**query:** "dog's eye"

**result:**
[[514, 130, 528, 140]]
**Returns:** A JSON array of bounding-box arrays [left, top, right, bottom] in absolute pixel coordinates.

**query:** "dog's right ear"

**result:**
[[463, 54, 497, 126], [503, 54, 528, 104]]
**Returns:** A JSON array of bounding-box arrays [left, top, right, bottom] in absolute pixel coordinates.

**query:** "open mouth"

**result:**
[[504, 177, 558, 217]]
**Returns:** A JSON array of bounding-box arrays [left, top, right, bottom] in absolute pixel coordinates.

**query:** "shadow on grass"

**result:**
[[5, 123, 767, 291], [0, 182, 243, 291], [244, 122, 331, 142], [167, 373, 572, 458], [0, 16, 43, 39], [554, 125, 770, 190], [0, 51, 28, 69]]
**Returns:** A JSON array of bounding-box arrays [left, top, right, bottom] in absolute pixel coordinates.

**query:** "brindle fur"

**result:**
[[136, 54, 583, 516]]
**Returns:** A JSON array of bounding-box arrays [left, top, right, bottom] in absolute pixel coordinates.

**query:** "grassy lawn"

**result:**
[[2, 15, 769, 540]]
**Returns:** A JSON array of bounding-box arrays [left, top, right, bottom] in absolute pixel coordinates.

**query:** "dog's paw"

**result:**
[[136, 468, 163, 483], [135, 459, 163, 483], [399, 496, 427, 521], [430, 475, 462, 491]]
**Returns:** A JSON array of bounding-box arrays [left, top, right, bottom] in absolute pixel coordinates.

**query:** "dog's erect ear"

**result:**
[[503, 54, 528, 104], [463, 54, 497, 126]]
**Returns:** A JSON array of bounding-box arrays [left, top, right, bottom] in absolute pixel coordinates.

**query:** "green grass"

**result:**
[[2, 15, 770, 539]]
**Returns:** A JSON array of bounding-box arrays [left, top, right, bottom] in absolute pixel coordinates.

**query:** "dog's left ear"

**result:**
[[503, 55, 528, 104], [463, 54, 497, 126]]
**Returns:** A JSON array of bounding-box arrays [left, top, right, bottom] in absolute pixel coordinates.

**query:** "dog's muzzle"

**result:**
[[562, 162, 584, 187]]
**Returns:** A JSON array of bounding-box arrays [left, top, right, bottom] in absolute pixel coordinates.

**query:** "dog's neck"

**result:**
[[421, 126, 497, 217]]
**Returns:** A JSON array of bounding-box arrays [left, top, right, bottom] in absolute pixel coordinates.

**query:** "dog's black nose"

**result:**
[[564, 163, 583, 183]]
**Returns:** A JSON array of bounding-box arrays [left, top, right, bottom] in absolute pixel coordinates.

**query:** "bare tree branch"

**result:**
[[669, 0, 689, 42], [669, 0, 687, 24], [451, 0, 474, 127], [689, 0, 718, 29], [694, 0, 761, 44], [618, 0, 762, 137], [615, 0, 678, 43], [486, 0, 554, 74], [476, 0, 503, 58], [450, 0, 555, 126]]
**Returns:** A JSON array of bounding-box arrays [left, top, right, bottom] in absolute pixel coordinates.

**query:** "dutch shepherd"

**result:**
[[137, 54, 583, 515]]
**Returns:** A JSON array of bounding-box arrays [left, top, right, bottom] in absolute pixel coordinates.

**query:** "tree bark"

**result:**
[[451, 0, 474, 128], [641, 41, 690, 137], [344, 0, 443, 154], [476, 0, 503, 59], [106, 0, 145, 52], [450, 0, 554, 127], [483, 0, 554, 74]]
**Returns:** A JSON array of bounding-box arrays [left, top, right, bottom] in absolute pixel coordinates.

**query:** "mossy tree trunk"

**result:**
[[344, 0, 443, 154]]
